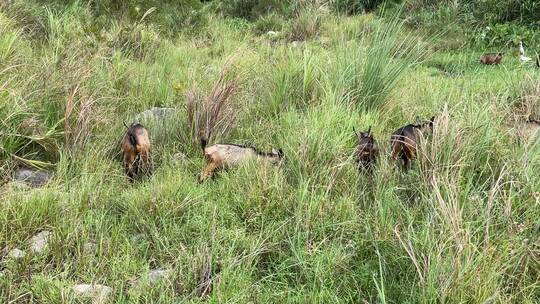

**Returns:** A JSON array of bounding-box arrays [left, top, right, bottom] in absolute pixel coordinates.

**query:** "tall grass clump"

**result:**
[[185, 61, 240, 147], [358, 7, 430, 110], [285, 6, 324, 41]]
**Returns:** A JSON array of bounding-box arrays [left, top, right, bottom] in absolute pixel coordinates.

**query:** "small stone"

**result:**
[[131, 234, 145, 243], [30, 231, 51, 253], [13, 168, 52, 188], [72, 284, 112, 303], [134, 107, 176, 123], [147, 269, 171, 284], [7, 248, 26, 259]]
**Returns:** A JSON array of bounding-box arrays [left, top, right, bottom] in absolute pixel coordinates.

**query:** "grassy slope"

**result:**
[[1, 3, 540, 303]]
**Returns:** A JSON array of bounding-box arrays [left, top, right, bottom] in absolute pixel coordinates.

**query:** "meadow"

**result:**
[[1, 1, 539, 303]]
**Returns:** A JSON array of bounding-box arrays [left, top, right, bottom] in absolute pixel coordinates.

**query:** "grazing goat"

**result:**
[[354, 126, 379, 172], [120, 122, 151, 181], [390, 116, 435, 170], [479, 53, 503, 65], [198, 138, 284, 183]]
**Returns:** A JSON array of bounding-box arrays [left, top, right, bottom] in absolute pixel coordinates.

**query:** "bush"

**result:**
[[473, 22, 540, 48], [471, 0, 540, 25], [212, 0, 289, 20], [252, 13, 284, 35], [331, 0, 388, 14]]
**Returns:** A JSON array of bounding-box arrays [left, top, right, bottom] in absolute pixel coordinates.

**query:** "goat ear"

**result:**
[[430, 116, 436, 123], [367, 126, 372, 135]]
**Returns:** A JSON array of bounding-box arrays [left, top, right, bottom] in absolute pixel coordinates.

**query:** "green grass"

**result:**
[[1, 1, 540, 303]]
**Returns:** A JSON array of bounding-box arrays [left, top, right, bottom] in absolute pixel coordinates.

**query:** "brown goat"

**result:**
[[354, 126, 379, 172], [390, 116, 435, 170], [198, 138, 284, 183], [120, 122, 151, 181], [479, 53, 503, 65]]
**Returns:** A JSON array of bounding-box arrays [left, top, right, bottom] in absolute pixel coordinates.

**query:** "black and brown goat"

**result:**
[[198, 138, 284, 183], [390, 116, 435, 170], [120, 122, 151, 181], [479, 53, 503, 65], [354, 126, 379, 172]]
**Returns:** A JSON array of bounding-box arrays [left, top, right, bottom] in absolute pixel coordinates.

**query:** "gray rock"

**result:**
[[7, 248, 26, 259], [30, 231, 50, 253], [72, 284, 112, 303], [147, 269, 171, 284], [134, 107, 177, 123], [131, 234, 146, 243], [13, 168, 52, 187]]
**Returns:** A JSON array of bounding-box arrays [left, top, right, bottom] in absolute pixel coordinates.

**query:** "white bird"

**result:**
[[519, 41, 532, 62]]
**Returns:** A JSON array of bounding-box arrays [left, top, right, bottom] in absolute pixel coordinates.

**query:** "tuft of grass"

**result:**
[[185, 60, 240, 146], [285, 6, 325, 41], [358, 7, 431, 110]]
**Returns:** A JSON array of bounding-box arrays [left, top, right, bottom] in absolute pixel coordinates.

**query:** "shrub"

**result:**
[[252, 13, 284, 35], [331, 0, 388, 14], [472, 22, 540, 48], [212, 0, 289, 20]]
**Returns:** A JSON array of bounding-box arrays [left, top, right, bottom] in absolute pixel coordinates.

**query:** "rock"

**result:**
[[72, 284, 112, 303], [13, 168, 52, 188], [30, 231, 50, 253], [131, 234, 146, 243], [7, 248, 26, 259], [147, 269, 171, 284], [134, 107, 176, 123]]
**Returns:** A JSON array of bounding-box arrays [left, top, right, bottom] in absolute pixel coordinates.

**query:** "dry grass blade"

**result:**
[[195, 251, 218, 298], [186, 60, 239, 146]]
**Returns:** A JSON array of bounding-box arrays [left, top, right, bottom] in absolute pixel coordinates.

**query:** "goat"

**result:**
[[120, 122, 151, 181], [390, 116, 435, 170], [479, 53, 503, 65], [198, 138, 284, 183], [354, 126, 379, 172]]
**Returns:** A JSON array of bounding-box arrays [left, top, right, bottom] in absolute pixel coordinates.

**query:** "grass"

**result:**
[[1, 1, 540, 303]]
